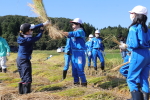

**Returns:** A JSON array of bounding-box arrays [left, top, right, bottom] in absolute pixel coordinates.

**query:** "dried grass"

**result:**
[[111, 36, 121, 45], [111, 62, 129, 71], [28, 0, 64, 39]]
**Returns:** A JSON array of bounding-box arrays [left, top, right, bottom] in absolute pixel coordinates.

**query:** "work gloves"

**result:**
[[119, 42, 127, 50], [43, 20, 50, 26]]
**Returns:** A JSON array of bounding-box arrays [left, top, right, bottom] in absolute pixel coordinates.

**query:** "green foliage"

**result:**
[[0, 15, 138, 50]]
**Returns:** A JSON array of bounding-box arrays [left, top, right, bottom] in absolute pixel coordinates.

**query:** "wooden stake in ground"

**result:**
[[111, 61, 129, 71], [28, 0, 64, 39]]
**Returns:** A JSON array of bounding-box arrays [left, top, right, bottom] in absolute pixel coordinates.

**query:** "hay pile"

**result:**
[[28, 0, 64, 39]]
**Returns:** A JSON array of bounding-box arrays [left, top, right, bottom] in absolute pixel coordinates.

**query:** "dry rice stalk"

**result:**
[[111, 61, 129, 71], [28, 0, 64, 39], [111, 36, 121, 45]]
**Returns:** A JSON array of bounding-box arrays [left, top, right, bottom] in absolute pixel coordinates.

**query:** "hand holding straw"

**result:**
[[28, 0, 64, 39]]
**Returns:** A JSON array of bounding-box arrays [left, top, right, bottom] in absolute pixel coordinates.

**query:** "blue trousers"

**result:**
[[127, 49, 150, 93], [92, 49, 105, 67], [120, 63, 140, 84], [87, 53, 92, 67], [71, 50, 87, 83], [120, 55, 130, 77], [63, 54, 71, 71], [121, 51, 127, 59], [17, 57, 32, 83]]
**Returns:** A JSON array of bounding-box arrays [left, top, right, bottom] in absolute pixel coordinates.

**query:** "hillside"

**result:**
[[0, 50, 131, 100]]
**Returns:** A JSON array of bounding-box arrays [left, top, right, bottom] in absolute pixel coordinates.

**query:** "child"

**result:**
[[62, 18, 87, 87], [91, 30, 105, 71], [0, 37, 10, 73], [119, 5, 150, 100], [85, 34, 94, 69], [62, 37, 71, 80], [117, 35, 128, 60], [17, 20, 50, 94]]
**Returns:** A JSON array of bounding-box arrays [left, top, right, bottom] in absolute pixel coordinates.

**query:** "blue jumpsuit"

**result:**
[[85, 40, 93, 67], [63, 38, 71, 71], [68, 28, 87, 83], [91, 37, 105, 68], [126, 24, 150, 93]]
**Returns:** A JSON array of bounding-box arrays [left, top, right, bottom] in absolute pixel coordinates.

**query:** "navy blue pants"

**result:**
[[17, 57, 32, 83]]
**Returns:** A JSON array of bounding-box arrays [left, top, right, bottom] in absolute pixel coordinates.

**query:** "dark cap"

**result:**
[[20, 23, 31, 33]]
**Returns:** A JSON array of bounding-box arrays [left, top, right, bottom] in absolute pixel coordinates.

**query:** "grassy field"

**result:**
[[0, 50, 131, 100]]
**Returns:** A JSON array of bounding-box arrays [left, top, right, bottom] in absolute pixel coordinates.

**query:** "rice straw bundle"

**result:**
[[111, 61, 129, 71], [111, 36, 121, 45], [28, 0, 64, 39]]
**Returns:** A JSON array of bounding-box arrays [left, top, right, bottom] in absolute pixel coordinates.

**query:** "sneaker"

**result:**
[[3, 68, 7, 73]]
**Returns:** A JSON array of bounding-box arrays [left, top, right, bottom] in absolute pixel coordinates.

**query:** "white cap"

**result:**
[[95, 30, 100, 33], [89, 34, 94, 38], [70, 18, 82, 24], [30, 24, 35, 29], [129, 5, 148, 16]]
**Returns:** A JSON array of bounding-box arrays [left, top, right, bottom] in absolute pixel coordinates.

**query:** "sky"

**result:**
[[1, 0, 150, 29]]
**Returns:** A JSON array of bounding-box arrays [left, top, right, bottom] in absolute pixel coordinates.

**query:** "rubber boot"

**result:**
[[81, 83, 87, 87], [128, 83, 141, 100], [94, 66, 97, 71], [3, 68, 7, 73], [141, 91, 149, 100], [74, 82, 80, 86], [101, 66, 104, 70], [22, 83, 31, 94], [62, 70, 67, 80], [0, 67, 2, 72], [18, 82, 23, 94], [131, 90, 143, 100]]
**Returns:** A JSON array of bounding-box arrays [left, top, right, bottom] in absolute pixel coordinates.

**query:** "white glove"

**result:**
[[7, 52, 10, 56], [119, 43, 127, 50], [43, 20, 50, 26], [88, 51, 92, 56]]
